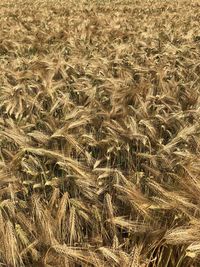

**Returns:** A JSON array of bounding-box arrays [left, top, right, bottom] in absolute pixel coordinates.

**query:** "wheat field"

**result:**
[[0, 0, 200, 266]]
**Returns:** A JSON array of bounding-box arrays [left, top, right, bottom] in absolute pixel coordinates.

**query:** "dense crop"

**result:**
[[0, 0, 200, 266]]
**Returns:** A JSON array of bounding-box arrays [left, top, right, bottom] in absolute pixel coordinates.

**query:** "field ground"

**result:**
[[0, 0, 200, 266]]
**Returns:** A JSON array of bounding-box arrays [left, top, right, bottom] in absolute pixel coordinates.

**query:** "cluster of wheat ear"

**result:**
[[0, 0, 200, 266]]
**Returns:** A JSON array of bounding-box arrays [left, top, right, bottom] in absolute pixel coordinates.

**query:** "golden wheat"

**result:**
[[0, 0, 200, 266]]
